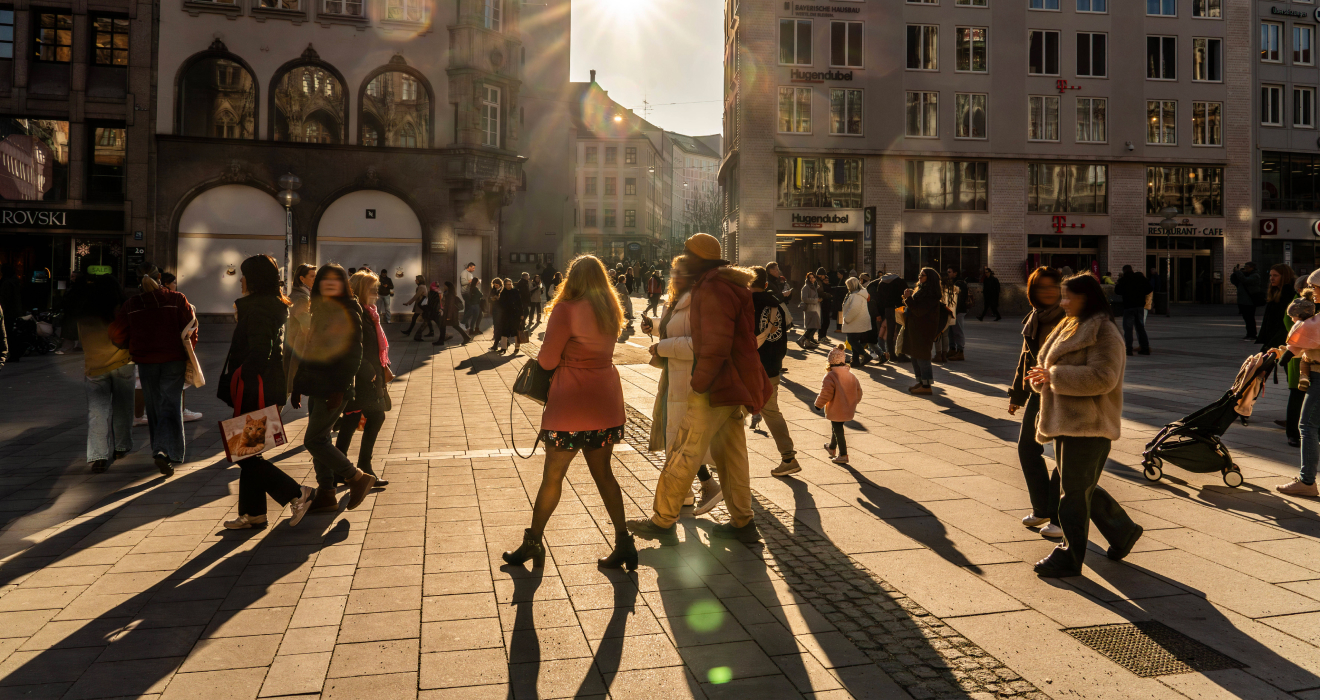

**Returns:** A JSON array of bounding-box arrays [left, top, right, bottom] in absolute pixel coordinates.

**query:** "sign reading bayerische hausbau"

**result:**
[[0, 207, 125, 232], [789, 2, 861, 17]]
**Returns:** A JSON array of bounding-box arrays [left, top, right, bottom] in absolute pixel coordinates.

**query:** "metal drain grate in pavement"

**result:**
[[1065, 621, 1245, 677]]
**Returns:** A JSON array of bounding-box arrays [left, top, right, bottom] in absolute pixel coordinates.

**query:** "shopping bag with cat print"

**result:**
[[218, 404, 286, 463]]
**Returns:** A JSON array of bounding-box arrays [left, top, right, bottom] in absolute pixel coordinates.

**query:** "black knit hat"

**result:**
[[241, 255, 282, 296]]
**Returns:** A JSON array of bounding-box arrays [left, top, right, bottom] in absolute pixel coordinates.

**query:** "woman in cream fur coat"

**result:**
[[1026, 273, 1144, 578]]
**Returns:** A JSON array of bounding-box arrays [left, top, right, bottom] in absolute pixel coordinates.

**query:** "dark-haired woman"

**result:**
[[1259, 264, 1297, 352], [496, 277, 523, 354], [284, 264, 316, 400], [901, 267, 943, 395], [335, 270, 392, 489], [1010, 267, 1065, 540], [463, 277, 483, 335], [80, 273, 134, 473], [222, 255, 317, 529], [487, 278, 505, 349], [1027, 274, 1142, 578], [292, 264, 376, 512]]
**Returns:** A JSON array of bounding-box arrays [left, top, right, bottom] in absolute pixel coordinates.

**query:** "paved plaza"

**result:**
[[3, 303, 1320, 699]]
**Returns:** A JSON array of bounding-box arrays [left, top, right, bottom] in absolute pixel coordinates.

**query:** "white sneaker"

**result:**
[[1040, 523, 1064, 539], [133, 416, 148, 427], [182, 410, 203, 423], [831, 454, 850, 465], [823, 442, 836, 458], [1022, 515, 1050, 528], [287, 486, 316, 527], [694, 480, 724, 516]]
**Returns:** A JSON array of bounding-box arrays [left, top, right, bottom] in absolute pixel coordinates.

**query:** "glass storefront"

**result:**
[[1028, 234, 1102, 276], [1146, 236, 1221, 304], [0, 233, 123, 313], [903, 233, 985, 282], [776, 232, 858, 282], [1255, 239, 1320, 280]]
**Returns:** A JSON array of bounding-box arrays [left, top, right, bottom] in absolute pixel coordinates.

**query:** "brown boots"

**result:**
[[309, 469, 377, 513]]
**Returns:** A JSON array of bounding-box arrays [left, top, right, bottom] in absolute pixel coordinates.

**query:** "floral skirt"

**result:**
[[539, 426, 624, 451]]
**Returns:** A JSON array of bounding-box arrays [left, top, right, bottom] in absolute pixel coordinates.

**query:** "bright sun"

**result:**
[[598, 0, 653, 27]]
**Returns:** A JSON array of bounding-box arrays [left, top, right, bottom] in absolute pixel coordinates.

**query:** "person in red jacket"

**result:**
[[110, 268, 197, 476], [629, 233, 771, 544]]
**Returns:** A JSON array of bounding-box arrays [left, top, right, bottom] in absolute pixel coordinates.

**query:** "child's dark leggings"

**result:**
[[828, 421, 847, 456]]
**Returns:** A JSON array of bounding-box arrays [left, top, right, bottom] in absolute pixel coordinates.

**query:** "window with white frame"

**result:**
[[779, 19, 812, 65], [956, 0, 987, 5], [1077, 0, 1105, 12], [779, 87, 812, 133], [907, 25, 938, 71], [830, 88, 863, 135], [907, 0, 937, 3], [481, 85, 500, 147], [483, 0, 501, 31], [831, 21, 863, 68], [955, 93, 987, 139], [1263, 84, 1284, 125], [1193, 101, 1222, 144], [1147, 100, 1176, 144], [385, 0, 426, 21], [1076, 97, 1106, 142], [1297, 87, 1316, 128], [956, 27, 987, 72], [1147, 0, 1174, 16], [1147, 36, 1176, 79], [1193, 38, 1221, 81], [1030, 0, 1060, 9], [322, 0, 363, 15], [1029, 30, 1060, 75], [906, 91, 938, 137], [1263, 22, 1283, 62], [1297, 25, 1315, 65], [1192, 0, 1220, 18], [1077, 32, 1106, 77], [1028, 95, 1059, 141]]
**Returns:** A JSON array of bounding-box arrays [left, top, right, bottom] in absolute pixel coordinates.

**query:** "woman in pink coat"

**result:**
[[815, 345, 863, 464], [502, 255, 635, 570]]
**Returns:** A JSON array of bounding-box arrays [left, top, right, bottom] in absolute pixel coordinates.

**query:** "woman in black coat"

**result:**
[[221, 255, 317, 530], [495, 277, 524, 354], [335, 270, 393, 488], [1009, 267, 1065, 540], [902, 267, 944, 395], [1259, 264, 1297, 352]]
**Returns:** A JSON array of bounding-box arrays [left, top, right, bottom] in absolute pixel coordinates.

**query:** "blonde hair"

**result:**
[[546, 254, 624, 336], [348, 270, 379, 301]]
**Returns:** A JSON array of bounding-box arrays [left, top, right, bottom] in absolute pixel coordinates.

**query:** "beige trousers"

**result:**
[[653, 391, 753, 528], [760, 375, 796, 461]]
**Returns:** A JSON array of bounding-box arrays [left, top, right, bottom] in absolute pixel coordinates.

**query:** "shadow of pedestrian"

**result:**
[[501, 563, 543, 699], [574, 572, 637, 697]]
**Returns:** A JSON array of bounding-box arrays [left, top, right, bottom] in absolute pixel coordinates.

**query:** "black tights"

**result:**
[[335, 409, 386, 474], [828, 421, 848, 456]]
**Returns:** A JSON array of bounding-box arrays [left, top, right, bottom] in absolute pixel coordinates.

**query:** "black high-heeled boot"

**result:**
[[360, 463, 389, 487], [502, 528, 545, 568], [597, 533, 638, 571]]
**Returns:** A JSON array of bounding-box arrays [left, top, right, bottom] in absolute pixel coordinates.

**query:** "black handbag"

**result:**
[[513, 357, 555, 404]]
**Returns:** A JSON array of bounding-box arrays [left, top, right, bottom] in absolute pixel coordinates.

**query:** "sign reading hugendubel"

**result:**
[[790, 69, 854, 82], [776, 209, 864, 233], [0, 208, 125, 231]]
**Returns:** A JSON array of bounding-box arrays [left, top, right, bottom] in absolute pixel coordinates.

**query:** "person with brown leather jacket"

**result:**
[[628, 233, 770, 544]]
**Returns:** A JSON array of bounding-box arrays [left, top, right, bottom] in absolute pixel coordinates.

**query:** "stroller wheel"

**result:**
[[1223, 469, 1244, 488], [1143, 463, 1163, 482]]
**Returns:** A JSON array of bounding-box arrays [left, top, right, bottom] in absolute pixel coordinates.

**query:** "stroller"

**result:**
[[1140, 350, 1281, 489]]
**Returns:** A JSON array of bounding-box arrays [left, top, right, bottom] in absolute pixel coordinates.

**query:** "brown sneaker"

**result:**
[[309, 488, 339, 513], [1277, 479, 1319, 497], [909, 384, 933, 396], [345, 470, 377, 510]]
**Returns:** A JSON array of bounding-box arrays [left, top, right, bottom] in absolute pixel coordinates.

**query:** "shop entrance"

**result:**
[[1146, 236, 1220, 304], [776, 232, 858, 283]]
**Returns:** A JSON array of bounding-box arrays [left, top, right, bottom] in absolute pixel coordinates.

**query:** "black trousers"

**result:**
[[800, 329, 818, 343], [883, 308, 899, 357], [335, 409, 386, 473], [1051, 436, 1138, 572], [437, 321, 471, 343], [403, 310, 422, 334], [528, 302, 542, 325], [237, 456, 303, 517], [413, 318, 438, 340], [1018, 394, 1059, 525], [979, 296, 1000, 320], [644, 294, 661, 316], [1289, 387, 1306, 442], [828, 421, 848, 456], [1239, 304, 1258, 338], [846, 332, 870, 366]]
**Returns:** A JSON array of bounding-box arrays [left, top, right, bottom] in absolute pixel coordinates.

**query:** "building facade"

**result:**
[[157, 0, 524, 316], [666, 131, 722, 257], [722, 0, 1252, 304], [0, 0, 155, 312]]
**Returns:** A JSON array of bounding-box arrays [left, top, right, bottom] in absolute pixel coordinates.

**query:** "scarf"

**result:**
[[1023, 305, 1065, 345], [366, 304, 390, 368]]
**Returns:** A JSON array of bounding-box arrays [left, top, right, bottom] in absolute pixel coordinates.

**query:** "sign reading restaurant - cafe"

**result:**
[[1145, 223, 1225, 237]]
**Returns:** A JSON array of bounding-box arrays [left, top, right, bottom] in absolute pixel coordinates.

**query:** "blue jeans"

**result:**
[[86, 364, 134, 463], [911, 358, 933, 385], [949, 313, 966, 352], [1122, 308, 1149, 351], [1299, 382, 1320, 484], [306, 396, 359, 492], [138, 360, 187, 463]]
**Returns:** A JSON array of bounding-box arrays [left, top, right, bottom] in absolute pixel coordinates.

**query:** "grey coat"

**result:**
[[799, 282, 821, 329]]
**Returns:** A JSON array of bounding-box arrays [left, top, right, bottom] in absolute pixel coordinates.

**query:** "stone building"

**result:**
[[721, 0, 1251, 305], [156, 0, 525, 317], [666, 131, 722, 256]]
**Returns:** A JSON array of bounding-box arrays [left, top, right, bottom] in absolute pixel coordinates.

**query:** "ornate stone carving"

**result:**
[[209, 37, 228, 53], [301, 44, 320, 61], [220, 159, 248, 183], [389, 54, 408, 66], [363, 166, 380, 188]]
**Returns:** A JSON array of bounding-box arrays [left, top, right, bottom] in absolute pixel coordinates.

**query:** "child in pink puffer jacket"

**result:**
[[815, 345, 863, 465]]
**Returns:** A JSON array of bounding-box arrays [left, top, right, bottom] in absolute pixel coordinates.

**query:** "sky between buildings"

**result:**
[[570, 0, 724, 137]]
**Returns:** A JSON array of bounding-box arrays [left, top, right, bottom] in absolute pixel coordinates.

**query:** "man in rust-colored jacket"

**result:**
[[629, 233, 770, 544]]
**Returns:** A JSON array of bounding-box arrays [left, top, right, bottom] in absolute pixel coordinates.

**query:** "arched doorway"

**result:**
[[177, 185, 285, 314], [316, 190, 423, 317]]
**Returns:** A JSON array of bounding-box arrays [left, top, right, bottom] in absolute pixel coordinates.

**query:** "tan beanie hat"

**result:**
[[684, 233, 722, 261]]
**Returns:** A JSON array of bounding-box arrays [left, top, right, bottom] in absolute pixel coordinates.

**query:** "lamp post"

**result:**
[[1158, 205, 1178, 317], [277, 172, 302, 289]]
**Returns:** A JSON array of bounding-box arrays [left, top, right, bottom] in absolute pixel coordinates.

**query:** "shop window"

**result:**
[[1260, 151, 1320, 211], [776, 156, 862, 208], [1146, 165, 1223, 216], [361, 70, 431, 147], [904, 161, 988, 211], [273, 65, 345, 143], [179, 56, 256, 139], [0, 118, 69, 201], [903, 234, 984, 282], [1028, 163, 1107, 213], [87, 124, 125, 202], [1028, 234, 1102, 275]]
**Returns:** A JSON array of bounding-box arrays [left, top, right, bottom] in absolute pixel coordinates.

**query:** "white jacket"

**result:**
[[840, 290, 872, 333], [656, 292, 713, 462]]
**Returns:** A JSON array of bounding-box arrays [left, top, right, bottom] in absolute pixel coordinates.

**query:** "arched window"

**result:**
[[360, 69, 431, 148], [178, 56, 256, 139], [273, 64, 345, 143]]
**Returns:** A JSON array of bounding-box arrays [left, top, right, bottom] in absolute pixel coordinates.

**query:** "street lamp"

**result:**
[[277, 172, 302, 289], [1158, 205, 1178, 317]]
